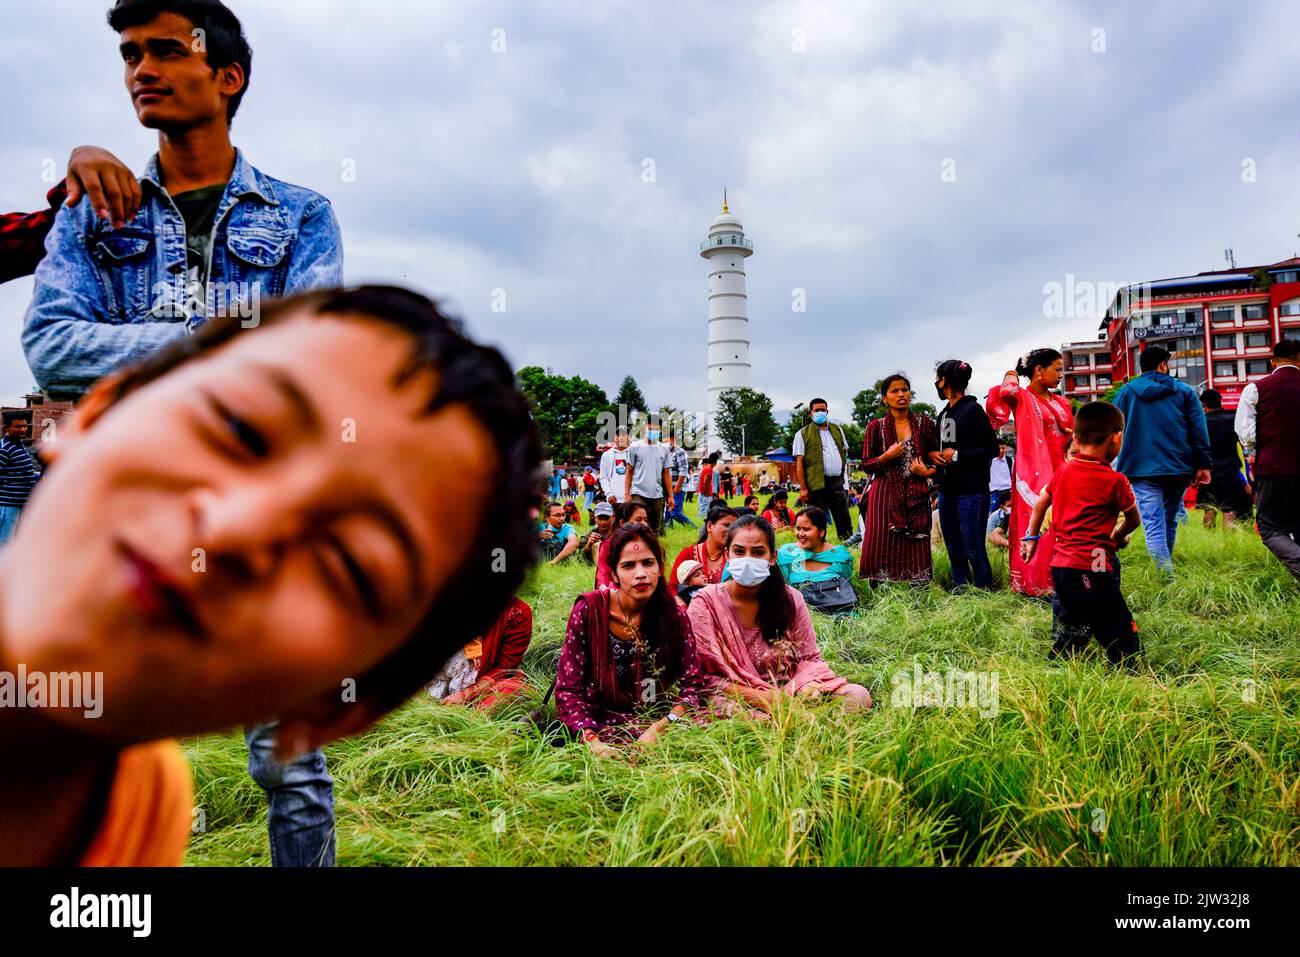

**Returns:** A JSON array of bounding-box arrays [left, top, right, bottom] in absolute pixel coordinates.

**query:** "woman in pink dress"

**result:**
[[985, 348, 1074, 596], [687, 515, 871, 712]]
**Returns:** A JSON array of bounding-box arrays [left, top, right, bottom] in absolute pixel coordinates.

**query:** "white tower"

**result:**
[[700, 191, 753, 452]]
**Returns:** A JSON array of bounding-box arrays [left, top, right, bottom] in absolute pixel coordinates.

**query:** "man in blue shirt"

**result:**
[[0, 413, 38, 545], [539, 502, 578, 564], [1113, 345, 1212, 574]]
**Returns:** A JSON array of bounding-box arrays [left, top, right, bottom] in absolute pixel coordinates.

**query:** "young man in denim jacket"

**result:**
[[24, 0, 343, 866]]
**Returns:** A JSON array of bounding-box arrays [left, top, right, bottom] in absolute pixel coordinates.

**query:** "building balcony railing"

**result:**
[[699, 236, 753, 252]]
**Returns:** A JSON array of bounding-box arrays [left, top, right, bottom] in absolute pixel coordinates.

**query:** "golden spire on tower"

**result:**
[[722, 188, 728, 213]]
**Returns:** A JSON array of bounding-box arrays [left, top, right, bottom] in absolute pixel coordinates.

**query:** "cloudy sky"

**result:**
[[2, 0, 1298, 425]]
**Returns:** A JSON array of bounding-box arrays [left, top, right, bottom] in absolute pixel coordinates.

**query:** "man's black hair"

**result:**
[[808, 397, 828, 411], [1140, 345, 1171, 372], [2, 411, 32, 427], [1201, 389, 1222, 410], [1073, 401, 1125, 445], [108, 0, 252, 126], [1275, 338, 1300, 360]]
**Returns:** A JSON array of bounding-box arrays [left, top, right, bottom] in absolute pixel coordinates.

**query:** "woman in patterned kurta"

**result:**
[[556, 523, 714, 748], [985, 348, 1074, 596], [860, 374, 939, 584]]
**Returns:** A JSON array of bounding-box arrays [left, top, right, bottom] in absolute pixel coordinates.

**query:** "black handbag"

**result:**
[[799, 577, 858, 615], [516, 676, 566, 743]]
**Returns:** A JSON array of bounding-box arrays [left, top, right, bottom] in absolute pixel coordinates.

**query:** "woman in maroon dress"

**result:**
[[860, 374, 939, 584]]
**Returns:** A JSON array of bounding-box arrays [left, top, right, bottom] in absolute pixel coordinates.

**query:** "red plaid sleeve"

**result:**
[[0, 179, 68, 284]]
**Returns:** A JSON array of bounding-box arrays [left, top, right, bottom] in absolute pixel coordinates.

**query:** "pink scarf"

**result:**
[[686, 583, 847, 695]]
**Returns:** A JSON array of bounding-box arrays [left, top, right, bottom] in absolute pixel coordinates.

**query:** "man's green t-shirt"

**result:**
[[171, 183, 226, 312]]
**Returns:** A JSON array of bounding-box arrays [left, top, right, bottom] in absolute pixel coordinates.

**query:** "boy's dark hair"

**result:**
[[935, 358, 973, 393], [1201, 388, 1222, 410], [1014, 348, 1061, 379], [1139, 345, 1171, 372], [1073, 401, 1125, 446], [993, 488, 1011, 508], [108, 0, 253, 125], [808, 397, 828, 411], [82, 285, 541, 718], [1275, 338, 1300, 360], [2, 411, 32, 427]]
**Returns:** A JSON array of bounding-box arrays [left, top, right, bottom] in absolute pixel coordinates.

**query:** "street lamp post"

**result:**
[[740, 424, 746, 457]]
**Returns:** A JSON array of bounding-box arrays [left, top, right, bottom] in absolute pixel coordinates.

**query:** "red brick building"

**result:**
[[1101, 258, 1300, 409], [1060, 337, 1114, 403]]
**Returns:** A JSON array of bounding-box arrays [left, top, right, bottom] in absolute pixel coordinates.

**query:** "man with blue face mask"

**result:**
[[793, 398, 853, 541], [624, 418, 673, 534]]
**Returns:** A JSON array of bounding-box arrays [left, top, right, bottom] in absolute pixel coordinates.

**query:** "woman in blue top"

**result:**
[[777, 506, 855, 583]]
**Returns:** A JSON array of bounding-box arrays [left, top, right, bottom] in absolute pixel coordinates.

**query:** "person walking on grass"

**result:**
[[1112, 345, 1211, 575], [624, 420, 673, 535], [1198, 389, 1251, 529], [599, 427, 631, 506], [1022, 402, 1141, 667], [696, 451, 718, 520], [1235, 338, 1300, 582], [664, 433, 697, 529]]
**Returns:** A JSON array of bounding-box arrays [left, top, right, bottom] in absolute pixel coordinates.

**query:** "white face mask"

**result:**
[[727, 556, 771, 587]]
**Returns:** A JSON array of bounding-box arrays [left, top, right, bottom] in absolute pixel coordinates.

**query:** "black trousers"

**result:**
[[1050, 566, 1138, 665], [809, 475, 853, 541], [1255, 475, 1300, 582]]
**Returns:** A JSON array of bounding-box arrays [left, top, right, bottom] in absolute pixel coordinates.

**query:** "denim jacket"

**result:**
[[22, 149, 343, 400]]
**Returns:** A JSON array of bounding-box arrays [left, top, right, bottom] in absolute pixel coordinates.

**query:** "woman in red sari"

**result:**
[[431, 597, 533, 708], [556, 524, 714, 755], [985, 348, 1074, 596], [860, 374, 939, 584]]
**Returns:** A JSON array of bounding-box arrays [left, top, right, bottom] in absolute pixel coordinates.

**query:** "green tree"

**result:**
[[613, 376, 648, 418], [516, 366, 610, 462], [714, 387, 779, 456]]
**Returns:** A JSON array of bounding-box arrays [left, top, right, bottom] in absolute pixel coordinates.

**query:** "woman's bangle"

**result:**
[[1021, 533, 1040, 541]]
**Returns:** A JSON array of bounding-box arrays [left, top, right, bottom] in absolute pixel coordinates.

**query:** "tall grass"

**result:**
[[183, 503, 1300, 865]]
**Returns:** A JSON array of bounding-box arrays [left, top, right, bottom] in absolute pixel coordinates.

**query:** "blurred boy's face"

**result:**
[[594, 514, 613, 535], [0, 313, 494, 744], [684, 568, 707, 588]]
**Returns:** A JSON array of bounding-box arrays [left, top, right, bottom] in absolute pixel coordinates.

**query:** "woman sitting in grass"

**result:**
[[777, 507, 857, 614], [556, 523, 714, 756], [0, 285, 540, 865], [688, 516, 872, 714], [669, 504, 738, 587], [761, 489, 796, 530], [428, 597, 533, 708]]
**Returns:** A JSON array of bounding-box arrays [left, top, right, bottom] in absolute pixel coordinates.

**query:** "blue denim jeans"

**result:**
[[937, 492, 993, 589], [0, 505, 22, 545], [245, 723, 336, 866], [666, 490, 697, 527], [1131, 476, 1188, 573], [696, 494, 713, 519]]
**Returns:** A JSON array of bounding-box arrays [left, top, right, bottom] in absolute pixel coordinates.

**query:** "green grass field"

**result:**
[[183, 501, 1300, 866]]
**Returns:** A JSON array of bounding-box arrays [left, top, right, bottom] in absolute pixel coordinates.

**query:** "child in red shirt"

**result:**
[[1022, 401, 1142, 666]]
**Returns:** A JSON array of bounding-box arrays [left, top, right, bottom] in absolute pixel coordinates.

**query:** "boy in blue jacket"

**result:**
[[1112, 346, 1212, 573]]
